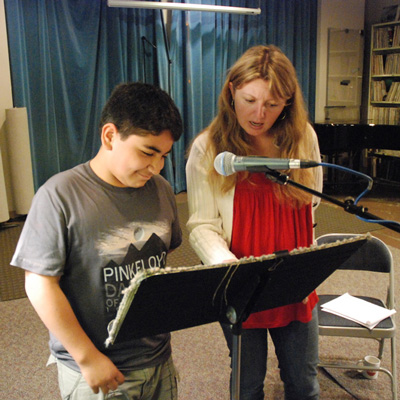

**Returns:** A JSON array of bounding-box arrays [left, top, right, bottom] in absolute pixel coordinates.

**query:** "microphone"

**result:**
[[214, 151, 319, 176]]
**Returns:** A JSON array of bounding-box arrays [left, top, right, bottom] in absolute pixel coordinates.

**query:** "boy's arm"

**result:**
[[25, 271, 125, 394]]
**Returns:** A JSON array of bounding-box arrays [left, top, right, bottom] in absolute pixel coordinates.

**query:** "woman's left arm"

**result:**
[[308, 124, 323, 198]]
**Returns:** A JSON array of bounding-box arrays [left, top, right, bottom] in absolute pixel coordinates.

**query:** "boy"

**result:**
[[11, 82, 183, 399]]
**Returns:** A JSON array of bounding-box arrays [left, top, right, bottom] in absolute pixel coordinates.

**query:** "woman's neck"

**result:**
[[250, 132, 280, 157]]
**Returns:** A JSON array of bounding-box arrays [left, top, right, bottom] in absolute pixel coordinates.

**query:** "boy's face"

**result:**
[[103, 127, 174, 188]]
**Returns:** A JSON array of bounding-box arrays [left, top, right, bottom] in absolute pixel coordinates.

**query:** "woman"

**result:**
[[186, 45, 323, 400]]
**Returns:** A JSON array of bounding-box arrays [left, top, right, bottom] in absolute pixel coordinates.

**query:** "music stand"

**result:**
[[106, 235, 368, 400]]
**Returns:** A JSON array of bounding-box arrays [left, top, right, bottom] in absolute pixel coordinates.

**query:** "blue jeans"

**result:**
[[221, 307, 320, 400]]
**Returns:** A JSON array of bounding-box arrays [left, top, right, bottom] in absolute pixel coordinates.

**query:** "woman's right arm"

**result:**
[[186, 135, 238, 265]]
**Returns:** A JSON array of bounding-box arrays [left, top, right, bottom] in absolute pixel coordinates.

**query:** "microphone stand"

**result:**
[[263, 169, 400, 234]]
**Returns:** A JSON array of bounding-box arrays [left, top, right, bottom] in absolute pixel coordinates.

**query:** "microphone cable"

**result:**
[[319, 162, 400, 228]]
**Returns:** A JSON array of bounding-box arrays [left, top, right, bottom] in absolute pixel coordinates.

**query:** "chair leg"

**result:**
[[390, 337, 398, 400], [376, 337, 397, 400], [377, 338, 385, 359], [318, 360, 397, 400]]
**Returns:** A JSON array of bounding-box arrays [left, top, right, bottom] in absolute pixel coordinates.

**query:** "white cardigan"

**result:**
[[186, 124, 323, 266]]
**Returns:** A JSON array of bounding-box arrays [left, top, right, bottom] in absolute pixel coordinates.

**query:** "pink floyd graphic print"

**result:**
[[102, 232, 167, 317]]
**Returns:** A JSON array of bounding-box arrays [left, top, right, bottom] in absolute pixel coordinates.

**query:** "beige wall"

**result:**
[[0, 0, 14, 222], [315, 0, 366, 123]]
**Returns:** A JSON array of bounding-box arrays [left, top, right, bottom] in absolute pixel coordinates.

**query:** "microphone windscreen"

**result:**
[[214, 152, 235, 176]]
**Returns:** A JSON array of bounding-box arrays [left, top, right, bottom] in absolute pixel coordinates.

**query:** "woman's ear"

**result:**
[[101, 123, 117, 150], [229, 82, 234, 98]]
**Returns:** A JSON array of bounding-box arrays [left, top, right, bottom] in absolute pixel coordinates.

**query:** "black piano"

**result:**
[[313, 123, 400, 188], [313, 123, 400, 153]]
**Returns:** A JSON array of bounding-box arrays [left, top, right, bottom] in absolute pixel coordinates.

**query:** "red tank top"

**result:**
[[231, 173, 318, 329]]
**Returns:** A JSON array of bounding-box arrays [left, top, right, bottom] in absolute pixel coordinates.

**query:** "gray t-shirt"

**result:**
[[11, 162, 182, 372]]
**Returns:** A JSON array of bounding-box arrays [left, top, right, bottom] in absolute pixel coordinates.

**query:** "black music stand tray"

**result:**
[[106, 235, 368, 400]]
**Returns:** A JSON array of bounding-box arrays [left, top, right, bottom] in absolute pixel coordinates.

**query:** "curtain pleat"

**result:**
[[5, 0, 163, 190], [168, 0, 317, 192], [5, 0, 317, 194]]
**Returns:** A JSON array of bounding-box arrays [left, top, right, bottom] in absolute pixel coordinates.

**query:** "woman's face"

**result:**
[[230, 79, 286, 138]]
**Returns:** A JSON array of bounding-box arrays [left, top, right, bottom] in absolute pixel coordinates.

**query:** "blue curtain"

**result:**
[[5, 0, 317, 193], [169, 0, 317, 192], [5, 0, 166, 190]]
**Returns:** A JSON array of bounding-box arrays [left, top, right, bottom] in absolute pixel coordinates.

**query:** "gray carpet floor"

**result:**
[[1, 199, 398, 399]]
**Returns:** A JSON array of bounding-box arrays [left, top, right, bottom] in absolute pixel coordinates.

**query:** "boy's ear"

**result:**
[[101, 123, 117, 149]]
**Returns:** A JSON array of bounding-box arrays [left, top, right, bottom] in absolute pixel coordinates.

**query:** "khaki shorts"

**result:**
[[50, 355, 178, 400]]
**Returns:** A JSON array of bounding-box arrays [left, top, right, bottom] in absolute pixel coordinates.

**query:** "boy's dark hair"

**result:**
[[100, 82, 183, 141]]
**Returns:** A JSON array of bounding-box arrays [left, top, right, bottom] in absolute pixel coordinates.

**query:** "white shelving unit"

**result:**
[[368, 20, 400, 125], [325, 28, 364, 123]]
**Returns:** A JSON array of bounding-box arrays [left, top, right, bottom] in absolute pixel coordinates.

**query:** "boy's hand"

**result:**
[[24, 272, 125, 394], [79, 351, 125, 394]]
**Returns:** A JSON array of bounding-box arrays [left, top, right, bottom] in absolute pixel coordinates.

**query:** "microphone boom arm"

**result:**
[[263, 169, 400, 234]]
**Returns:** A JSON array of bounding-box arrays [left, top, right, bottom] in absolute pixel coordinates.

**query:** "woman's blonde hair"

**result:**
[[205, 44, 316, 206]]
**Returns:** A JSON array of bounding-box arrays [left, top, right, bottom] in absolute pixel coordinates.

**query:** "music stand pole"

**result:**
[[223, 273, 264, 400], [230, 322, 242, 400], [263, 169, 400, 234]]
